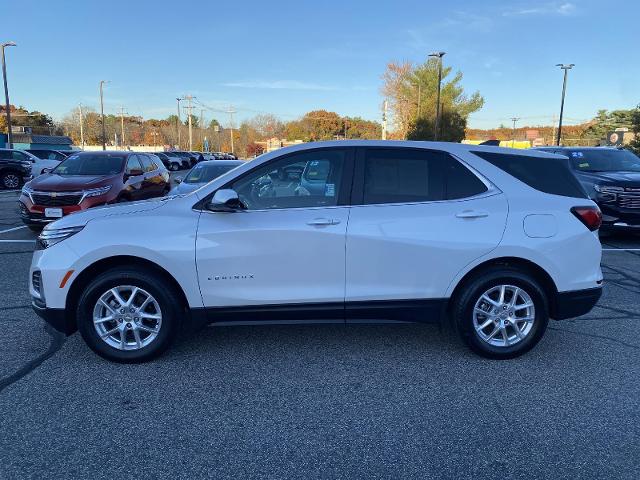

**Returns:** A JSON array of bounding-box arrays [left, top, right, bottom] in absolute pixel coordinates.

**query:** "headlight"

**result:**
[[21, 185, 33, 199], [594, 184, 624, 193], [83, 185, 112, 198], [36, 226, 84, 249]]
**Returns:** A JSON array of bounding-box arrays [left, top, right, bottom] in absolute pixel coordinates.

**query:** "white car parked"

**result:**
[[0, 148, 61, 177], [30, 141, 603, 362]]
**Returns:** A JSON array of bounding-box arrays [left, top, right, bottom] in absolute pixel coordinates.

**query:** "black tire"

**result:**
[[76, 266, 182, 363], [1, 170, 23, 190], [28, 225, 42, 233], [453, 267, 549, 359]]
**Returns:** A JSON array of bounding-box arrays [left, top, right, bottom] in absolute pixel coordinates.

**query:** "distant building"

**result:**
[[0, 132, 74, 150], [256, 137, 304, 153]]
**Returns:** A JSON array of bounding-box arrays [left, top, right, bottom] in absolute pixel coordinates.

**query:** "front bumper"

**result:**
[[32, 301, 74, 335], [599, 204, 640, 229], [18, 192, 114, 225], [551, 286, 602, 320]]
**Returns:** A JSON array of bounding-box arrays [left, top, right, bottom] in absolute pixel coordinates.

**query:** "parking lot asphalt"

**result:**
[[0, 187, 639, 479]]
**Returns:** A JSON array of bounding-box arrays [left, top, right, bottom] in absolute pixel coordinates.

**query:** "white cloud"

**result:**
[[222, 80, 336, 91], [503, 2, 577, 17]]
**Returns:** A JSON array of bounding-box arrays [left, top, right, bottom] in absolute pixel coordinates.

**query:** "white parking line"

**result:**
[[602, 248, 640, 252], [0, 225, 27, 234], [0, 239, 35, 243]]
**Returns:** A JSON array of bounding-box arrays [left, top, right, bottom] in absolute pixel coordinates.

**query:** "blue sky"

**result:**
[[4, 0, 639, 129]]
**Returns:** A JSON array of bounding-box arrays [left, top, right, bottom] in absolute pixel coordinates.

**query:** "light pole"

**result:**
[[1, 42, 17, 149], [428, 51, 446, 141], [99, 80, 110, 150], [556, 64, 574, 146]]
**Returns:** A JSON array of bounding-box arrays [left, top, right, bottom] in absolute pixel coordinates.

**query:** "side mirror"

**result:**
[[207, 189, 244, 212], [42, 168, 52, 174], [124, 168, 144, 179], [174, 176, 183, 184]]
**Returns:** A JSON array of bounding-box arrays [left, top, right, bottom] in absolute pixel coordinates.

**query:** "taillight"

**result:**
[[571, 206, 602, 231]]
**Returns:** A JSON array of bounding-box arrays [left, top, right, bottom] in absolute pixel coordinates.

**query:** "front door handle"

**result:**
[[456, 210, 489, 219], [307, 218, 340, 226]]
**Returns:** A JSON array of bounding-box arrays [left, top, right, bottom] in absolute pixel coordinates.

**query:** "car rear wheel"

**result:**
[[1, 171, 22, 189], [76, 267, 182, 362], [453, 267, 549, 359]]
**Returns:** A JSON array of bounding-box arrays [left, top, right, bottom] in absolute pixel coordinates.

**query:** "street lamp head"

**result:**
[[429, 51, 446, 58], [1, 41, 16, 48], [556, 63, 575, 70]]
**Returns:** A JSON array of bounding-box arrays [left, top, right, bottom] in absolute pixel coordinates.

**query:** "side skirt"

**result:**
[[193, 299, 448, 326]]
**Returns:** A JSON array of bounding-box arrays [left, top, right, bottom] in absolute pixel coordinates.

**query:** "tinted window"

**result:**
[[139, 155, 154, 172], [0, 150, 12, 160], [361, 148, 486, 204], [11, 151, 29, 161], [185, 163, 240, 184], [125, 155, 143, 174], [444, 157, 488, 200], [473, 151, 587, 198], [231, 150, 345, 210], [564, 149, 640, 173], [53, 153, 126, 176]]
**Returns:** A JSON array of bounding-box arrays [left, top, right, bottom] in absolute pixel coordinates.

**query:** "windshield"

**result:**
[[184, 163, 240, 183], [568, 149, 640, 173], [52, 153, 126, 176]]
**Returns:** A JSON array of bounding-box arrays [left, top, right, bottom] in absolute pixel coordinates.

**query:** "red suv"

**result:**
[[19, 151, 170, 230]]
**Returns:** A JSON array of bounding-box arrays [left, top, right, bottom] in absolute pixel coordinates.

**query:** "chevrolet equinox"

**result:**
[[30, 141, 603, 362]]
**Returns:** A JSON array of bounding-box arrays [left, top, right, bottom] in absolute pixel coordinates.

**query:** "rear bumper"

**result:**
[[32, 301, 75, 335], [552, 286, 602, 320]]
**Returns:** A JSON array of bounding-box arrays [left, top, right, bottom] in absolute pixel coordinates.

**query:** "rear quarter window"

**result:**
[[473, 151, 587, 199]]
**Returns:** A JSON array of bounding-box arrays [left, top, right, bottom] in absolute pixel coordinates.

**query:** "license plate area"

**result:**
[[44, 207, 63, 218]]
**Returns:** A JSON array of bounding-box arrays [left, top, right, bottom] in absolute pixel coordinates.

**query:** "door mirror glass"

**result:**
[[207, 189, 244, 212], [42, 167, 52, 174], [125, 168, 144, 178]]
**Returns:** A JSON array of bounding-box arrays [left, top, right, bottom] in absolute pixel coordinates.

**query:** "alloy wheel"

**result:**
[[92, 285, 162, 351], [472, 284, 535, 347], [2, 174, 20, 189]]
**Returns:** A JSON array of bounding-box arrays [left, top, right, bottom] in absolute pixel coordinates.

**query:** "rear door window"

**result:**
[[139, 155, 154, 172], [357, 148, 487, 205], [125, 155, 143, 174], [473, 151, 587, 198]]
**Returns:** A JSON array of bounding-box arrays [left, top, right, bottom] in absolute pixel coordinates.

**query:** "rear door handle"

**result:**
[[456, 210, 489, 219], [307, 218, 341, 226]]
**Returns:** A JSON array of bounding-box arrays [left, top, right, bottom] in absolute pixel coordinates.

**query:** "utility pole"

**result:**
[[176, 97, 182, 149], [226, 105, 236, 154], [1, 42, 17, 149], [556, 63, 574, 146], [78, 103, 85, 149], [200, 108, 204, 149], [118, 106, 128, 148], [428, 51, 446, 141], [382, 100, 388, 140], [511, 117, 520, 148], [99, 80, 109, 150], [183, 95, 195, 151]]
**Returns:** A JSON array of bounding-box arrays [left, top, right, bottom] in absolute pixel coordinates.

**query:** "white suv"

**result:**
[[30, 141, 603, 362]]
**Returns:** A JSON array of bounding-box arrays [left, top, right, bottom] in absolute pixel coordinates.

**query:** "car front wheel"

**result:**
[[76, 267, 182, 362], [454, 267, 549, 359], [1, 171, 22, 189]]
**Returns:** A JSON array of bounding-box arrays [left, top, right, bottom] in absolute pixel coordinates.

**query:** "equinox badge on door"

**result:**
[[208, 274, 255, 281]]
